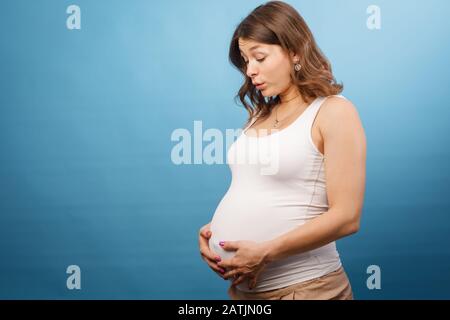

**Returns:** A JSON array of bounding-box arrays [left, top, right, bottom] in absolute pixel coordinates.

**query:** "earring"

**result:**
[[294, 63, 302, 72]]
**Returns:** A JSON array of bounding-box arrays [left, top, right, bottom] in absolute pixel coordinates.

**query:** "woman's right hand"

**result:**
[[199, 222, 226, 279]]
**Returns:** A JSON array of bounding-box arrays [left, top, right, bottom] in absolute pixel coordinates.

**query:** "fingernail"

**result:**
[[215, 256, 221, 262], [219, 241, 225, 246], [219, 268, 225, 273]]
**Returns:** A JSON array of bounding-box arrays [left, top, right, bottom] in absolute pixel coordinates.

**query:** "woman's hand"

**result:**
[[198, 223, 226, 279], [217, 240, 271, 289]]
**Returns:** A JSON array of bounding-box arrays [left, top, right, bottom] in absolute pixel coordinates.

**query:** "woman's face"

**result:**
[[238, 37, 297, 97]]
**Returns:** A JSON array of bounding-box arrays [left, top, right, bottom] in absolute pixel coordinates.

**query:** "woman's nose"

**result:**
[[246, 61, 258, 78]]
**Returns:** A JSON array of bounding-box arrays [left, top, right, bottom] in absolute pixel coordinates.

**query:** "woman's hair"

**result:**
[[229, 1, 343, 127]]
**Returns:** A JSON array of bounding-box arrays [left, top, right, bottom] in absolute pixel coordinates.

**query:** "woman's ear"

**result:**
[[289, 51, 300, 63]]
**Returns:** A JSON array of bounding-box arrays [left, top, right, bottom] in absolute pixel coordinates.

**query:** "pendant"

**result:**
[[273, 119, 279, 128]]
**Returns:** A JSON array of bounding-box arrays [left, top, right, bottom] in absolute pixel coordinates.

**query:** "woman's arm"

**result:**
[[264, 97, 367, 263]]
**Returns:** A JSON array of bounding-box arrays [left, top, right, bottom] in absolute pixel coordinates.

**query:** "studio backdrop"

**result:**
[[1, 0, 449, 299]]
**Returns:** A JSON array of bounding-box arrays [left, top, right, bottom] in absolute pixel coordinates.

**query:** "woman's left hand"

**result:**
[[217, 240, 271, 289]]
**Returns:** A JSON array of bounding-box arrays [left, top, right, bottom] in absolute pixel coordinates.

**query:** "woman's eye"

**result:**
[[242, 57, 265, 65]]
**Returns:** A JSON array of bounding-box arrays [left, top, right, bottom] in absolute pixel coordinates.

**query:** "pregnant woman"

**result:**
[[198, 1, 366, 300]]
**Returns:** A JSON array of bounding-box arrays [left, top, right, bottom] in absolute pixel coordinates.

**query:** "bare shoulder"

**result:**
[[317, 95, 365, 138]]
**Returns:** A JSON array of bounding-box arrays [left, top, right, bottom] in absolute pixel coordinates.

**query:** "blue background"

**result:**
[[1, 0, 449, 299]]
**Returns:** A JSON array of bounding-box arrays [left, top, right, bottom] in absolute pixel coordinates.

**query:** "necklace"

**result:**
[[273, 94, 301, 128]]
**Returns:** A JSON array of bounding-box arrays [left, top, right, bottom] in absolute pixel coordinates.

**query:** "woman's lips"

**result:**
[[255, 83, 266, 89]]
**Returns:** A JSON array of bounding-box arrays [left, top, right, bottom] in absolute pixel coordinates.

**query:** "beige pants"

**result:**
[[228, 266, 353, 300]]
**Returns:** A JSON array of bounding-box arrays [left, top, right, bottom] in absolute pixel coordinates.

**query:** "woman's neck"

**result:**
[[277, 86, 306, 111]]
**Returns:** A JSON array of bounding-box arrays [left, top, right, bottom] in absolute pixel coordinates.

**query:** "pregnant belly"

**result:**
[[208, 190, 307, 261]]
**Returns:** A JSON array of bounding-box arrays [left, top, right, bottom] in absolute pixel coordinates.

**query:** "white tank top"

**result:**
[[209, 95, 347, 292]]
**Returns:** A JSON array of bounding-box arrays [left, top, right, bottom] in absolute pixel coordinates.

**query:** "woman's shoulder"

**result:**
[[317, 94, 364, 135], [322, 94, 351, 106], [320, 94, 359, 119]]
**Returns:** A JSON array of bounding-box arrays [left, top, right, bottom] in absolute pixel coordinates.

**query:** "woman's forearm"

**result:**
[[263, 208, 360, 263]]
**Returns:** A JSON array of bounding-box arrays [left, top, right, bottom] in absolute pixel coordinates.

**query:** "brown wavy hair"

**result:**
[[229, 1, 343, 128]]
